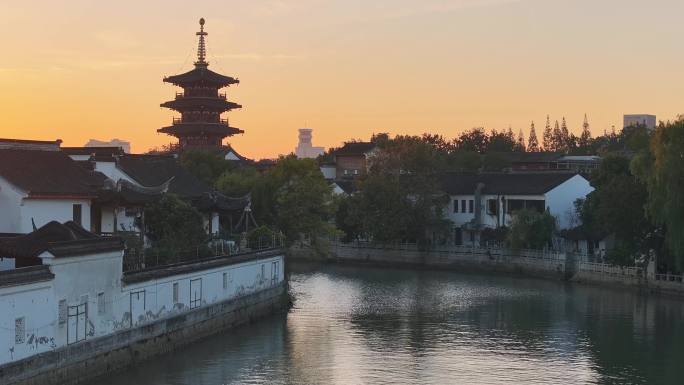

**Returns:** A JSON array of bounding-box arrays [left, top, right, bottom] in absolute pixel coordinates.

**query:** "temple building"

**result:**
[[158, 18, 243, 151]]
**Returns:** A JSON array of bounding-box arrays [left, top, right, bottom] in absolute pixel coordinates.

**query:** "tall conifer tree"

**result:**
[[543, 115, 553, 151], [517, 128, 526, 151], [553, 120, 562, 152], [579, 114, 592, 152], [528, 121, 540, 152]]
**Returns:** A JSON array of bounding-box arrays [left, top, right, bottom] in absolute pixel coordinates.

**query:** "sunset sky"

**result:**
[[1, 0, 682, 158]]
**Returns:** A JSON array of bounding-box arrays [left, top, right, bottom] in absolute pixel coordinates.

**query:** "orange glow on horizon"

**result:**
[[1, 0, 683, 158]]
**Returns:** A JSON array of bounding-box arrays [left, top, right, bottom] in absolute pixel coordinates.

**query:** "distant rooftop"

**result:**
[[0, 138, 62, 151]]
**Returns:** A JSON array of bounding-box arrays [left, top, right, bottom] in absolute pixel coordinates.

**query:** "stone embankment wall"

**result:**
[[327, 242, 568, 280], [294, 242, 684, 298]]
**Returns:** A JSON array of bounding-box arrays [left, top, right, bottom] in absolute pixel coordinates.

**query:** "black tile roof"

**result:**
[[116, 154, 210, 199], [442, 172, 580, 195], [61, 147, 125, 157], [164, 67, 239, 87], [334, 142, 376, 156], [0, 149, 103, 197], [0, 221, 123, 260]]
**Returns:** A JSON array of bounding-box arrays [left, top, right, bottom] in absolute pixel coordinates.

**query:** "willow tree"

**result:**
[[632, 120, 684, 269]]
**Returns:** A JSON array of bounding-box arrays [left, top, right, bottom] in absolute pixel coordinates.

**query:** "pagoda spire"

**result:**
[[195, 18, 208, 67]]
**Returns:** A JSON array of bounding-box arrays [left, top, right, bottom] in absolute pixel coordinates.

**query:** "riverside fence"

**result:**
[[323, 241, 684, 297]]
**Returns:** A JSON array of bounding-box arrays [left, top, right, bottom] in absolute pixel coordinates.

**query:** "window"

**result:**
[[508, 199, 524, 214], [453, 200, 459, 213], [223, 272, 228, 289], [461, 200, 466, 213], [72, 204, 83, 226], [67, 304, 87, 344], [469, 200, 474, 213], [15, 317, 25, 344], [261, 264, 265, 284], [97, 292, 105, 315], [173, 282, 179, 303], [58, 299, 67, 325], [190, 279, 202, 309], [487, 199, 498, 215]]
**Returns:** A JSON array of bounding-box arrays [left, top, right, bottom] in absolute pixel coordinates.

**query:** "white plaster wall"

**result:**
[[117, 255, 285, 330], [0, 280, 56, 365], [93, 162, 138, 186], [100, 208, 115, 233], [320, 166, 336, 180], [0, 176, 25, 233], [445, 195, 477, 227], [0, 252, 285, 366], [0, 258, 15, 271], [21, 199, 92, 233], [115, 209, 138, 233], [43, 250, 124, 344], [544, 175, 594, 230]]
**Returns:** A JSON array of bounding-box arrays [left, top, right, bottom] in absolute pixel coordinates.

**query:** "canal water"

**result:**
[[95, 262, 684, 385]]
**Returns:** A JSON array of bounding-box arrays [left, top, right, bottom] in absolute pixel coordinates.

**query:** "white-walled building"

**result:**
[[0, 221, 285, 370], [442, 172, 594, 246], [0, 140, 101, 234]]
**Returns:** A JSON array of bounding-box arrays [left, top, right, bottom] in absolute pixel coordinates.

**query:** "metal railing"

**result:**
[[122, 232, 286, 273], [655, 273, 684, 284], [331, 240, 565, 262], [578, 262, 643, 278]]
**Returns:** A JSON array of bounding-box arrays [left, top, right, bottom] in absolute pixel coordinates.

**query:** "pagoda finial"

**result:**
[[195, 18, 208, 67]]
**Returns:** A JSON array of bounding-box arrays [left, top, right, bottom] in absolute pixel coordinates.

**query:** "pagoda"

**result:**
[[158, 18, 243, 151]]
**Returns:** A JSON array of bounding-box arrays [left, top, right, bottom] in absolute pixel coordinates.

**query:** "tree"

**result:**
[[579, 156, 652, 265], [632, 120, 684, 269], [506, 209, 556, 250], [560, 117, 570, 151], [144, 194, 209, 261], [488, 129, 521, 152], [517, 128, 526, 151], [258, 156, 336, 243], [215, 167, 259, 197], [579, 114, 592, 152], [528, 121, 540, 152], [341, 135, 451, 244], [543, 115, 553, 151], [456, 128, 489, 154], [180, 150, 234, 186], [553, 120, 563, 152]]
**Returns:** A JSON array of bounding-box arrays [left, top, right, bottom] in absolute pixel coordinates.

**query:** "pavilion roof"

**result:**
[[157, 123, 244, 137], [164, 67, 239, 87], [160, 98, 242, 112]]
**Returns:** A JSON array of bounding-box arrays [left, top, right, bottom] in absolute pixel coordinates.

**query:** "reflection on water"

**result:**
[[94, 262, 684, 385]]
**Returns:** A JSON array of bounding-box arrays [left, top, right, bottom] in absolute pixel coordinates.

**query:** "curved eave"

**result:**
[[163, 67, 239, 87], [157, 124, 244, 137], [160, 98, 242, 112]]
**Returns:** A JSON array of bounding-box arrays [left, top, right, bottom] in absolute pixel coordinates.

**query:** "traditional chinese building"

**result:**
[[158, 18, 243, 151]]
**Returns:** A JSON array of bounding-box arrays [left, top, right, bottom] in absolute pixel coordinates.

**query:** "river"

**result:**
[[93, 262, 683, 385]]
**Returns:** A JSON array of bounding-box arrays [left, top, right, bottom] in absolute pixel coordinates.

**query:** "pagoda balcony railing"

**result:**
[[172, 117, 229, 125], [174, 92, 227, 100]]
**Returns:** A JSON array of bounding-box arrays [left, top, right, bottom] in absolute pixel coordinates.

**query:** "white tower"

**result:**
[[295, 128, 324, 158]]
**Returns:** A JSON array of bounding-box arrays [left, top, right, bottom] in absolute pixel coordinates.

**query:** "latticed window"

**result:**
[[15, 317, 25, 344]]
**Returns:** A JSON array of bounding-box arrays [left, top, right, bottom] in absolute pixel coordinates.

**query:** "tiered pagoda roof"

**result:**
[[158, 18, 243, 150]]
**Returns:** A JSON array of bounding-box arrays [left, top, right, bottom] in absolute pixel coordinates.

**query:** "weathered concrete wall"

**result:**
[[0, 283, 287, 385], [327, 243, 567, 280]]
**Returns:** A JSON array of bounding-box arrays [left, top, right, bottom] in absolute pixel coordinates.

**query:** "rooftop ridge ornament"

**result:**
[[195, 18, 208, 67]]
